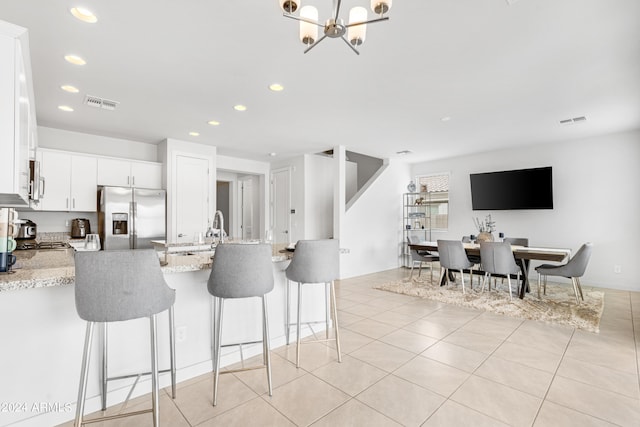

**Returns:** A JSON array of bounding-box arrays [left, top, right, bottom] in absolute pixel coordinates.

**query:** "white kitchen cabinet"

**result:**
[[97, 157, 162, 189], [0, 22, 36, 206], [40, 150, 97, 212]]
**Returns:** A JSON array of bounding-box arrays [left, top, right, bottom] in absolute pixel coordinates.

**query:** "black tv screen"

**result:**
[[470, 167, 553, 210]]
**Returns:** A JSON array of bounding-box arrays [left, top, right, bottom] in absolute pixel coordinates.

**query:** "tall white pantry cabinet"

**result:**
[[0, 20, 37, 206]]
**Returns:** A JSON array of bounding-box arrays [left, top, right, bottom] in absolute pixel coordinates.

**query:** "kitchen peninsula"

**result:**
[[0, 246, 326, 427]]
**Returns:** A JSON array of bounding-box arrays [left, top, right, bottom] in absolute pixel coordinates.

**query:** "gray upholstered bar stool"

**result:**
[[285, 239, 341, 368], [74, 249, 176, 427], [207, 243, 274, 406], [479, 241, 521, 300]]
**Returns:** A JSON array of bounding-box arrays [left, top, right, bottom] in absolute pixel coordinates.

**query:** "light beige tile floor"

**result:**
[[61, 268, 640, 427]]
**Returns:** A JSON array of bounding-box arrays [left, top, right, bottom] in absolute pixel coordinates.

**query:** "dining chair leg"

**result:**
[[459, 269, 466, 294], [75, 322, 94, 427], [543, 275, 548, 295], [537, 272, 542, 299], [507, 276, 513, 301], [296, 282, 302, 368], [430, 261, 434, 283], [481, 272, 489, 292], [576, 277, 584, 300], [409, 261, 415, 280], [330, 280, 342, 363], [262, 296, 273, 397], [418, 261, 423, 278], [149, 314, 159, 427], [571, 277, 580, 305]]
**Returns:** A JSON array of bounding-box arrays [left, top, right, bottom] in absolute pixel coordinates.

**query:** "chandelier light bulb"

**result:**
[[371, 0, 392, 15], [348, 7, 367, 46], [299, 5, 318, 45], [280, 0, 299, 13]]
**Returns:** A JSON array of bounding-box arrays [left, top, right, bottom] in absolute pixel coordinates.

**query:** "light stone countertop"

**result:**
[[0, 247, 290, 293]]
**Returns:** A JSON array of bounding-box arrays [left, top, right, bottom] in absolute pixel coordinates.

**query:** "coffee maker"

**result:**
[[0, 208, 18, 273]]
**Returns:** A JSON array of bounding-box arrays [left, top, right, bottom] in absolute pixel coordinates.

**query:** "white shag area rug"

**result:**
[[375, 276, 604, 333]]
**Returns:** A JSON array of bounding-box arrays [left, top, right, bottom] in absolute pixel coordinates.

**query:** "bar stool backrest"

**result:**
[[479, 241, 520, 275], [285, 239, 340, 284], [208, 243, 274, 298], [437, 240, 473, 270], [74, 249, 175, 322]]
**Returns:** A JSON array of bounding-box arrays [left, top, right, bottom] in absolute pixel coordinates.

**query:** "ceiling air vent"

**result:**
[[559, 116, 587, 125], [84, 95, 119, 111]]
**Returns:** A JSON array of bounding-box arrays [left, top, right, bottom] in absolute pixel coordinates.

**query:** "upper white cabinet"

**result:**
[[97, 157, 162, 189], [0, 21, 37, 206], [39, 150, 97, 212]]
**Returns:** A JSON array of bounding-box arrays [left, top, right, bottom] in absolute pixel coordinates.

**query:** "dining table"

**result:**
[[408, 241, 572, 299]]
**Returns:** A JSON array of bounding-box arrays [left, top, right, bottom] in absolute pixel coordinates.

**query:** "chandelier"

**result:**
[[279, 0, 393, 55]]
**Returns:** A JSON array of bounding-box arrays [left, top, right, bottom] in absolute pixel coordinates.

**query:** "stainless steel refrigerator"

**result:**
[[98, 186, 166, 250]]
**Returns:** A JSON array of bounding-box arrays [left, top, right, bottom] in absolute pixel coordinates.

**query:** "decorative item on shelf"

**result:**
[[407, 180, 416, 193], [414, 197, 425, 205], [473, 214, 496, 242], [279, 0, 393, 55]]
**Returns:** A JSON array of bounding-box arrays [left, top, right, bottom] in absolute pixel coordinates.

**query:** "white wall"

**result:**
[[304, 155, 334, 239], [340, 159, 411, 279], [412, 130, 640, 291], [38, 126, 158, 161]]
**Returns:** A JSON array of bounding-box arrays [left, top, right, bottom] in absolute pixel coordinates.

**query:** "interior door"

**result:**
[[239, 178, 253, 240], [271, 168, 291, 245], [175, 155, 209, 243]]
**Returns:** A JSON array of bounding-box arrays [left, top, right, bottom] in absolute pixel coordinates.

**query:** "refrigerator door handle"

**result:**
[[129, 201, 135, 249]]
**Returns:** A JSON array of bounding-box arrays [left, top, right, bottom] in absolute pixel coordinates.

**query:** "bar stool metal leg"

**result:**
[[75, 322, 94, 427], [285, 280, 291, 345], [262, 296, 273, 396], [330, 280, 342, 362], [100, 323, 107, 411], [149, 314, 159, 427], [212, 297, 224, 406], [296, 282, 303, 368], [325, 282, 330, 340], [168, 305, 176, 399]]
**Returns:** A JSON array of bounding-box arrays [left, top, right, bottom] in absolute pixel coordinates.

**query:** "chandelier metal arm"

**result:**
[[344, 16, 390, 28], [333, 0, 343, 20], [340, 35, 360, 55], [283, 13, 323, 28], [303, 34, 328, 54]]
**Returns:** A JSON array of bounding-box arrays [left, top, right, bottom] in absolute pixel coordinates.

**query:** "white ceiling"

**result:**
[[1, 0, 639, 163]]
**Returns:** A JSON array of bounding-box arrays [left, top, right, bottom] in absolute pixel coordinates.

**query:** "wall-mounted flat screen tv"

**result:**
[[470, 166, 553, 210]]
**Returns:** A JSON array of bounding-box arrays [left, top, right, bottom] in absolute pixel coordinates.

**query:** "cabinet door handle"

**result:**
[[72, 198, 76, 209], [127, 176, 130, 185], [178, 233, 185, 238], [66, 198, 69, 209], [132, 176, 135, 186]]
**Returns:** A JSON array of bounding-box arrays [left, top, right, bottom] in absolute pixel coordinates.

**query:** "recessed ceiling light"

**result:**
[[269, 152, 277, 157], [61, 85, 80, 93], [269, 83, 284, 92], [189, 132, 200, 137], [440, 116, 452, 122], [64, 55, 86, 66], [70, 7, 97, 23], [58, 105, 74, 112], [207, 120, 220, 126], [233, 104, 247, 111]]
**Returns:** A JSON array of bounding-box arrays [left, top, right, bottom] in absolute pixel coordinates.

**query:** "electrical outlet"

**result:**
[[65, 220, 69, 227], [613, 265, 622, 274], [176, 326, 187, 342]]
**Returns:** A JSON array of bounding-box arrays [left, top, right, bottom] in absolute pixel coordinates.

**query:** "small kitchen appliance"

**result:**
[[15, 219, 37, 239], [71, 218, 91, 238]]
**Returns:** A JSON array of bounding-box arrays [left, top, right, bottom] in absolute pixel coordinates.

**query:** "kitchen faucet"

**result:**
[[213, 210, 225, 245]]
